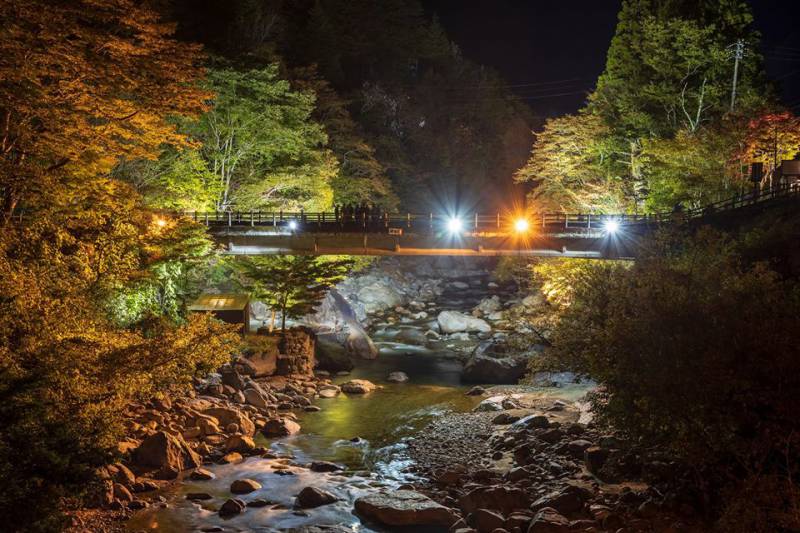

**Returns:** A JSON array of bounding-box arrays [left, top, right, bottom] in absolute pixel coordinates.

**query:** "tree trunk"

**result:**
[[1, 193, 18, 227]]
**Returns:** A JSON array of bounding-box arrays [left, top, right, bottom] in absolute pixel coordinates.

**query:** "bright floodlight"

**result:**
[[288, 220, 298, 231], [514, 218, 530, 233], [447, 217, 463, 234], [604, 220, 620, 234]]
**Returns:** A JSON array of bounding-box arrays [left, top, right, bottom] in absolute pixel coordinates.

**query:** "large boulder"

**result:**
[[315, 334, 355, 372], [345, 328, 378, 360], [437, 311, 491, 334], [243, 387, 270, 410], [461, 341, 529, 384], [459, 486, 531, 515], [202, 407, 255, 436], [354, 490, 459, 527], [356, 281, 404, 314], [133, 431, 202, 480]]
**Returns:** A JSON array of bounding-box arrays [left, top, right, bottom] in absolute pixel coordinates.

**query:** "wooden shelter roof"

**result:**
[[188, 293, 250, 312]]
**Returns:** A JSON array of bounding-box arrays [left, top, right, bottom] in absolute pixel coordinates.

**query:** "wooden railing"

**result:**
[[186, 209, 656, 233], [7, 183, 799, 233]]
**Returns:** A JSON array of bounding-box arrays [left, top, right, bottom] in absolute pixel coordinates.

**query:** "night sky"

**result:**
[[423, 0, 800, 118]]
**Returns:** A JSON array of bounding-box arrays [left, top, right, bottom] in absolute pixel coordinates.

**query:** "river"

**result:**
[[127, 332, 486, 532], [127, 263, 581, 532]]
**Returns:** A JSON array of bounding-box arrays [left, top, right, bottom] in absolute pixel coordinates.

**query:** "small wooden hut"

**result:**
[[188, 293, 250, 332]]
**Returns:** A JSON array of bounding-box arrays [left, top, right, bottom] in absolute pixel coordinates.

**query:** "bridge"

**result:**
[[187, 184, 798, 258]]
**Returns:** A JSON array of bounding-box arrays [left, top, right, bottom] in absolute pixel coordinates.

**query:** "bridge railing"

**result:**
[[184, 182, 799, 233], [680, 181, 800, 219], [183, 209, 660, 233], [6, 183, 798, 232]]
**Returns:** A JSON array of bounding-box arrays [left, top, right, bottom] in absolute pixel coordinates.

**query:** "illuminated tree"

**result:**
[[179, 65, 337, 212], [114, 150, 222, 212], [0, 182, 240, 529], [0, 1, 244, 528], [642, 123, 748, 210], [589, 0, 763, 140], [736, 112, 800, 183], [517, 0, 770, 214], [514, 113, 631, 213], [293, 68, 398, 209], [235, 255, 352, 333], [0, 0, 210, 223]]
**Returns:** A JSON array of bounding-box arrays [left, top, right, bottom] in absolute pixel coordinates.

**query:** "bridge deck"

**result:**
[[219, 230, 638, 259], [195, 183, 800, 258]]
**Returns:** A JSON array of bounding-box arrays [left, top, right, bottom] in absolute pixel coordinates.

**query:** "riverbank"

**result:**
[[401, 385, 709, 532], [68, 257, 614, 532]]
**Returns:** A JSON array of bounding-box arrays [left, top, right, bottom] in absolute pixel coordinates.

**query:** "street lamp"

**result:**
[[447, 217, 463, 234], [514, 218, 529, 233], [604, 220, 620, 234]]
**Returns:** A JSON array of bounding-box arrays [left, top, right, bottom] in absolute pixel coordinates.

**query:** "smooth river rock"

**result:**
[[437, 310, 491, 334], [528, 507, 571, 532], [230, 478, 262, 494], [356, 281, 404, 313], [354, 490, 459, 527], [132, 431, 201, 480], [225, 434, 256, 453], [261, 418, 301, 437], [345, 327, 379, 360], [202, 407, 255, 436], [243, 387, 270, 410], [461, 340, 530, 384], [386, 371, 409, 383], [219, 498, 246, 517], [340, 379, 377, 394], [317, 385, 340, 398], [296, 486, 338, 508]]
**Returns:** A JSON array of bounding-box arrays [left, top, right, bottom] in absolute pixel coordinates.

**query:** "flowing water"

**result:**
[[127, 272, 573, 531], [127, 338, 484, 532]]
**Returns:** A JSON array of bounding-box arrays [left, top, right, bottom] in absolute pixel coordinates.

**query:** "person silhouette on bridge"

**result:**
[[359, 201, 369, 228]]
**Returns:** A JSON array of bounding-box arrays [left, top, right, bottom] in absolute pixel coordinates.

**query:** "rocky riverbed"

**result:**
[[311, 257, 553, 385], [69, 257, 702, 532]]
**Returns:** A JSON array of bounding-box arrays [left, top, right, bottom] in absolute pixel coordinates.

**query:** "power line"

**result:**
[[772, 45, 800, 53], [445, 89, 590, 102], [399, 77, 591, 91], [775, 68, 800, 82]]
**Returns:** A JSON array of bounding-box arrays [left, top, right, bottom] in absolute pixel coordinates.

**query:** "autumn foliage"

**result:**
[[0, 1, 243, 529], [0, 0, 210, 220]]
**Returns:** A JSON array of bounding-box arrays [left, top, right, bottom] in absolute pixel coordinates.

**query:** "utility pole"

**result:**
[[728, 39, 746, 112]]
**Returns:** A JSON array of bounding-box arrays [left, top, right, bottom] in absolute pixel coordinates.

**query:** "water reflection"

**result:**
[[127, 352, 480, 532]]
